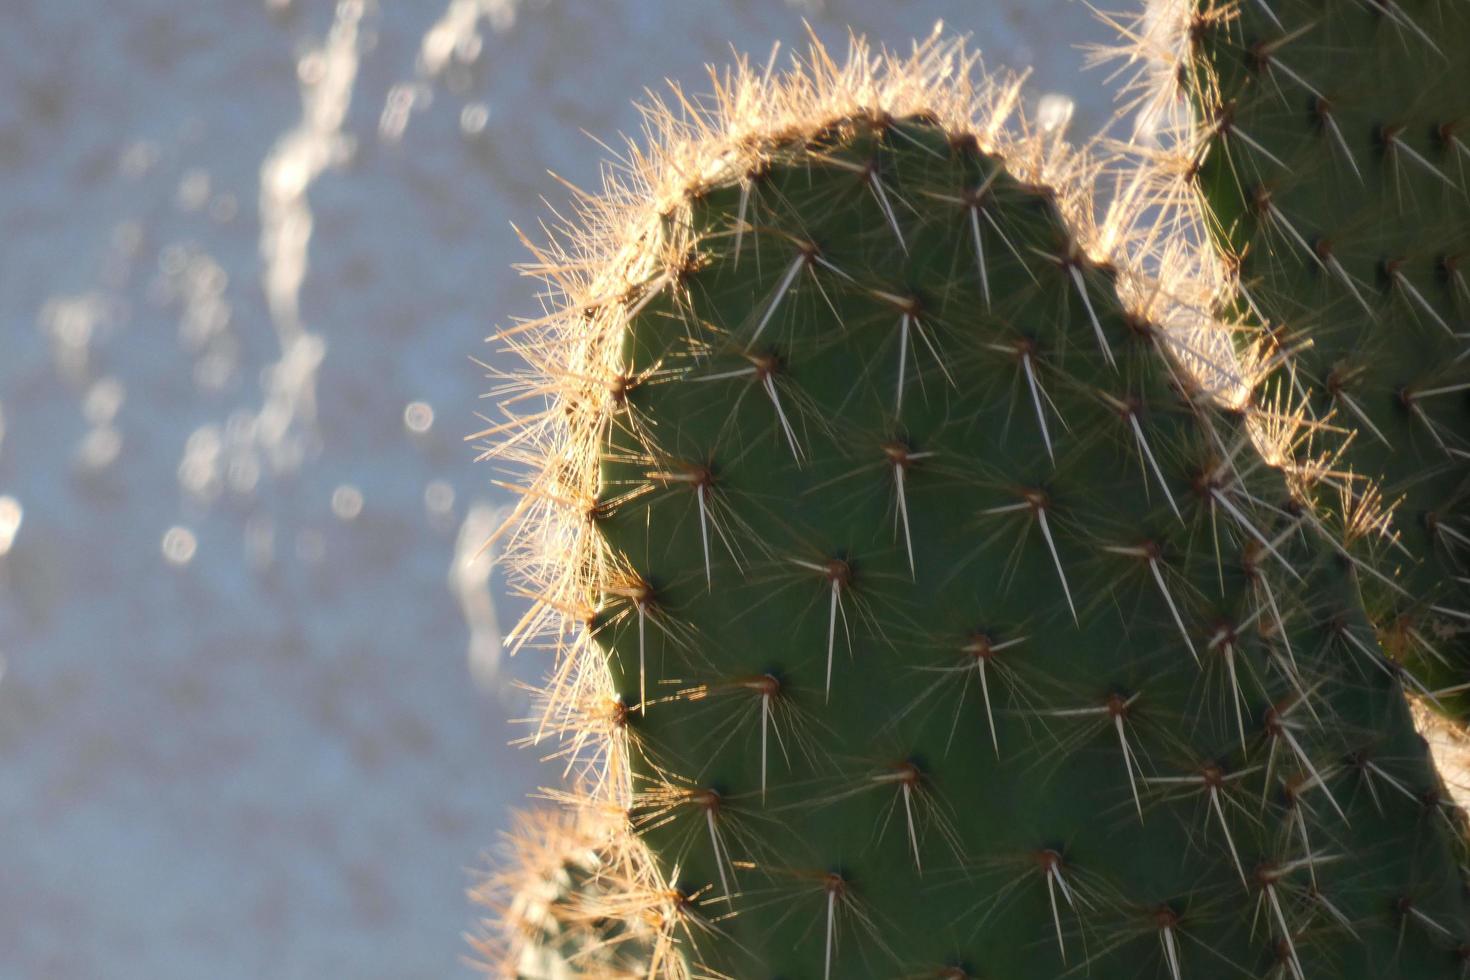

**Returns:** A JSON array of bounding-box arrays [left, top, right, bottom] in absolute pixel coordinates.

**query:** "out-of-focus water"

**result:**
[[0, 1, 1114, 976]]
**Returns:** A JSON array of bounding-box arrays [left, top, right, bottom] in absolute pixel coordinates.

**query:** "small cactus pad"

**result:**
[[489, 37, 1470, 979], [1175, 0, 1470, 716], [473, 806, 655, 978]]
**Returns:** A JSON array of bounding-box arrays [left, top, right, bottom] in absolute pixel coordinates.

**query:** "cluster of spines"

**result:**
[[482, 31, 1470, 979]]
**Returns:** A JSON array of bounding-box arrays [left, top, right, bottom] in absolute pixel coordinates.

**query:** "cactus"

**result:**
[[483, 32, 1470, 978], [471, 802, 657, 978], [1123, 0, 1470, 718]]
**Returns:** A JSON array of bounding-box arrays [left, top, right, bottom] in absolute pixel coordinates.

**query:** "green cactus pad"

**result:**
[[491, 38, 1470, 980], [1177, 0, 1470, 717], [475, 806, 655, 979]]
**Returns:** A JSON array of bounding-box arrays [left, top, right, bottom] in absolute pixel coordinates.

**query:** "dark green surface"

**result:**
[[589, 116, 1468, 977], [1186, 0, 1470, 718]]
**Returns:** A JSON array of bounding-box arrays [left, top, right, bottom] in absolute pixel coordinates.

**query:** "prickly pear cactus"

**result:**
[[472, 805, 655, 979], [1157, 0, 1470, 716], [486, 35, 1470, 978]]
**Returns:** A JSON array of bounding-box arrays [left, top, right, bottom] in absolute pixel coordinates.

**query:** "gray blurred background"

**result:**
[[0, 1, 1118, 976]]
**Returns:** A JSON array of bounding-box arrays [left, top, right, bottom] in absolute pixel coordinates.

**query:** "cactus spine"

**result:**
[[1133, 0, 1470, 718], [483, 33, 1470, 978]]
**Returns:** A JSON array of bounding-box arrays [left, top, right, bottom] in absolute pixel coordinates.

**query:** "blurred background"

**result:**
[[0, 1, 1118, 976]]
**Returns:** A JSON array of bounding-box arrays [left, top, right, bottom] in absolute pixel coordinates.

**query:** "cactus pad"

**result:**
[[487, 35, 1470, 978], [1161, 0, 1470, 717]]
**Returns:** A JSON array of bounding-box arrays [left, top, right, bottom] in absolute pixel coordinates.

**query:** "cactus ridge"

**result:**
[[485, 32, 1470, 979], [1113, 0, 1470, 718]]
